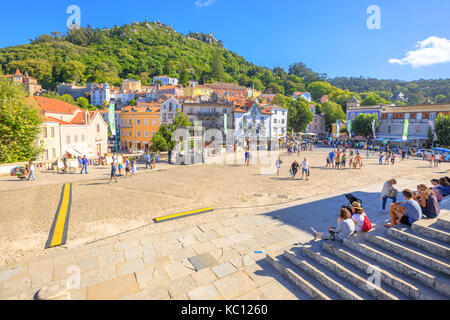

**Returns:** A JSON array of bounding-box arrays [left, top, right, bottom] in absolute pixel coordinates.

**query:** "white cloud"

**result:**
[[195, 0, 215, 7], [389, 36, 450, 68]]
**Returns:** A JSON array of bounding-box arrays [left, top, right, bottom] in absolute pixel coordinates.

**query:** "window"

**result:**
[[163, 114, 167, 122], [273, 118, 277, 123], [96, 124, 100, 133], [430, 113, 436, 120], [81, 134, 85, 142], [169, 113, 173, 119], [152, 119, 157, 125], [66, 136, 71, 144], [52, 148, 56, 159], [129, 131, 132, 136], [137, 131, 141, 137], [417, 113, 422, 120], [223, 108, 227, 114], [51, 127, 55, 137], [416, 126, 420, 134], [129, 119, 132, 126], [144, 119, 149, 125], [281, 119, 285, 124], [74, 135, 78, 143], [137, 118, 141, 125], [152, 132, 156, 137], [169, 102, 173, 111], [43, 150, 48, 160], [405, 113, 410, 119], [387, 126, 391, 134], [43, 127, 47, 138], [144, 131, 148, 137]]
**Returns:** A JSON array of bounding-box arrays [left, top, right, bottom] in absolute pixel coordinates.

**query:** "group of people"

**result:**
[[380, 177, 449, 228], [378, 151, 397, 165], [109, 156, 142, 183], [326, 149, 363, 169], [312, 201, 371, 241], [274, 156, 310, 180]]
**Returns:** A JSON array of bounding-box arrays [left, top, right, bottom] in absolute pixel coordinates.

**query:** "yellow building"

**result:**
[[121, 79, 142, 93], [184, 85, 213, 97], [120, 107, 160, 152]]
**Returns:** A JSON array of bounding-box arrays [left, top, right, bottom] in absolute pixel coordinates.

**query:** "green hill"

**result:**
[[0, 20, 448, 106], [0, 21, 306, 95]]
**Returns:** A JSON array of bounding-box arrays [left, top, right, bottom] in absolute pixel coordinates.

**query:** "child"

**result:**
[[118, 162, 123, 176], [109, 162, 118, 184]]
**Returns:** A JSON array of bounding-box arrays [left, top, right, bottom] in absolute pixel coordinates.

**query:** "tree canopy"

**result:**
[[435, 114, 450, 147], [0, 79, 42, 163]]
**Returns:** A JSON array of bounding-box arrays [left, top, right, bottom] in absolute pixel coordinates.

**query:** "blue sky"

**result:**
[[1, 0, 449, 81]]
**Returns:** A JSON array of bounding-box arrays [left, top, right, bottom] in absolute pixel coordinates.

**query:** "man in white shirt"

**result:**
[[301, 158, 309, 181], [28, 161, 36, 181]]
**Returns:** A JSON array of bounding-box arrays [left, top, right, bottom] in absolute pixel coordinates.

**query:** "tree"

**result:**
[[435, 114, 450, 146], [179, 69, 190, 86], [0, 79, 42, 163], [76, 97, 90, 109], [128, 98, 137, 106], [351, 114, 378, 138], [321, 101, 346, 132], [265, 82, 284, 95], [210, 51, 225, 82], [307, 81, 335, 101], [288, 98, 314, 132], [150, 110, 192, 152], [361, 92, 389, 106]]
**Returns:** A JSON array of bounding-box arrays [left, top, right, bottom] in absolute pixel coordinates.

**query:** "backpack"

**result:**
[[362, 215, 373, 232]]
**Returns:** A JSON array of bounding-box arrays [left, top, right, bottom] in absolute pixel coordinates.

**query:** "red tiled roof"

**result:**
[[27, 96, 81, 114], [43, 116, 71, 125]]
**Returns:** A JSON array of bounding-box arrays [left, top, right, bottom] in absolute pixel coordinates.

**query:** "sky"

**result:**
[[1, 0, 449, 81]]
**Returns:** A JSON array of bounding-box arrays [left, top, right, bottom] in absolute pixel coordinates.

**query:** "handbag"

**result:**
[[387, 188, 398, 198]]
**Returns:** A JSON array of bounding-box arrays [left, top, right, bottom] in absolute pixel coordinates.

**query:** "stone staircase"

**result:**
[[266, 210, 450, 300]]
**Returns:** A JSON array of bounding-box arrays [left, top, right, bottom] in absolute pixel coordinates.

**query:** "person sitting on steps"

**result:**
[[384, 189, 422, 228], [311, 207, 355, 242]]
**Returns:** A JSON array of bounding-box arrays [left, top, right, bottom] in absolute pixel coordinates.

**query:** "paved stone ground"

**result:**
[[0, 176, 432, 300]]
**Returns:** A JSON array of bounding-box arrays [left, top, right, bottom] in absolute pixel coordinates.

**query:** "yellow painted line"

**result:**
[[154, 207, 213, 223], [45, 183, 72, 249]]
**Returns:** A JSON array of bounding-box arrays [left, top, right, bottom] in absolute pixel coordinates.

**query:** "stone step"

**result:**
[[343, 238, 450, 297], [436, 212, 450, 231], [302, 246, 401, 300], [365, 234, 450, 276], [388, 227, 450, 259], [265, 254, 332, 300], [283, 249, 370, 300], [322, 241, 445, 300], [412, 220, 450, 244]]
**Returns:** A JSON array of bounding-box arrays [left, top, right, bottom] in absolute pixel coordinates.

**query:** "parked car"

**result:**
[[415, 149, 433, 159]]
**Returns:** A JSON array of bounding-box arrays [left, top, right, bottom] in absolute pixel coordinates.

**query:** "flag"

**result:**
[[402, 119, 409, 141], [224, 113, 227, 135], [336, 120, 340, 138], [346, 120, 352, 138], [108, 103, 116, 135], [428, 120, 438, 141], [372, 119, 377, 139]]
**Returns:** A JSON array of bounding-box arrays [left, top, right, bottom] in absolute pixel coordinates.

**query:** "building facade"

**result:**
[[27, 96, 108, 158], [90, 83, 111, 107], [120, 108, 160, 152], [152, 76, 179, 86], [293, 92, 312, 102], [206, 82, 247, 99], [377, 104, 450, 145], [160, 96, 182, 125], [1, 69, 42, 96], [122, 79, 142, 93]]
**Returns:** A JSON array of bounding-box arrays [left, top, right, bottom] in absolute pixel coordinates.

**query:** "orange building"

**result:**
[[206, 82, 246, 98], [120, 106, 160, 152], [121, 79, 142, 93]]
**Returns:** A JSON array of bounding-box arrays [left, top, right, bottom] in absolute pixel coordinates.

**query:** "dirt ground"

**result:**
[[0, 148, 448, 267]]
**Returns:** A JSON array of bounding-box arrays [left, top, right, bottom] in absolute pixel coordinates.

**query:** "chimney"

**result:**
[[85, 111, 89, 125]]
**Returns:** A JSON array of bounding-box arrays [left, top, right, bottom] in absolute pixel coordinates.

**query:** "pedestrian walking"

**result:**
[[131, 158, 137, 176], [109, 162, 118, 184], [125, 157, 131, 177], [80, 155, 88, 174], [27, 161, 37, 181], [301, 158, 310, 181], [275, 157, 282, 176], [145, 152, 152, 169]]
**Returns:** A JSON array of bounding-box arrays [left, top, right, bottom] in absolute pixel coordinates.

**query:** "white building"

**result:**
[[27, 96, 109, 158], [269, 105, 288, 138], [152, 75, 179, 86], [90, 83, 111, 107], [160, 96, 182, 125], [293, 91, 312, 102]]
